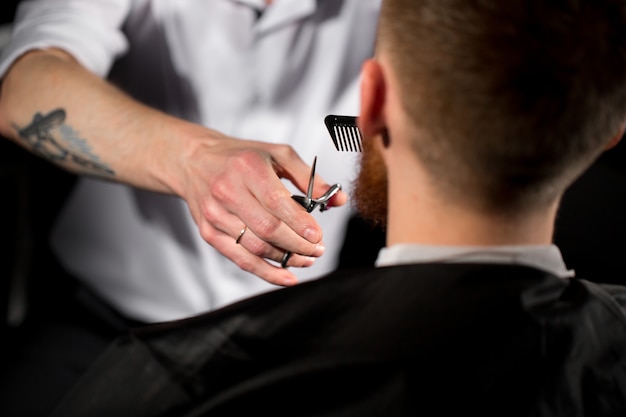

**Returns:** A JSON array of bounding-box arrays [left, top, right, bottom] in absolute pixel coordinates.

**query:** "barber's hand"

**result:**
[[0, 48, 345, 286], [173, 130, 348, 286]]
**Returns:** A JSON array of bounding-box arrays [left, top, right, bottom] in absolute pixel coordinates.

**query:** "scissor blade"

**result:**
[[305, 156, 317, 207]]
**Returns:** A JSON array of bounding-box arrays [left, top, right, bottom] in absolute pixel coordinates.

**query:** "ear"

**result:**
[[605, 124, 625, 150], [358, 59, 387, 140]]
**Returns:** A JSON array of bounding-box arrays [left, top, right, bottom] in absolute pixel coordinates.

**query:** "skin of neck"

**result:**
[[383, 139, 559, 247], [359, 55, 560, 248]]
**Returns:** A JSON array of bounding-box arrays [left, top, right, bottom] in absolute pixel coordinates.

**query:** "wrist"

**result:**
[[151, 118, 223, 199]]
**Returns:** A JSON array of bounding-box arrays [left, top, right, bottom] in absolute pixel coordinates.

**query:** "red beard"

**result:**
[[351, 135, 389, 228]]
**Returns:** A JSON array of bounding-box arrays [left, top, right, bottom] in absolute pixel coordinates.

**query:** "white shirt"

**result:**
[[0, 0, 381, 322], [376, 244, 575, 278]]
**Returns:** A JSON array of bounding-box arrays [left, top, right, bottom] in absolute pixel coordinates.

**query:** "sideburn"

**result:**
[[351, 136, 389, 228]]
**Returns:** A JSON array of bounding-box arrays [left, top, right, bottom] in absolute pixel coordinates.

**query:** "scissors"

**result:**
[[282, 156, 342, 268]]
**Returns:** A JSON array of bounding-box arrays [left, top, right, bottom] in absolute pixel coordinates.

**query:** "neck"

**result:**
[[384, 153, 558, 248]]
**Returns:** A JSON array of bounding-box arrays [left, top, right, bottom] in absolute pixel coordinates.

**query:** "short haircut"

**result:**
[[379, 0, 626, 213]]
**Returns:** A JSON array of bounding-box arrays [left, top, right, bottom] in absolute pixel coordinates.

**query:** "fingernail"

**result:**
[[304, 227, 321, 243], [281, 275, 298, 286], [313, 243, 325, 257]]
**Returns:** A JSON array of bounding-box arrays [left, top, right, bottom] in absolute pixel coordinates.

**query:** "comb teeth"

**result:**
[[324, 115, 362, 152]]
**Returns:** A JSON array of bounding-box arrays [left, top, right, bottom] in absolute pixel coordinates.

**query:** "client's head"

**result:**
[[354, 0, 626, 228]]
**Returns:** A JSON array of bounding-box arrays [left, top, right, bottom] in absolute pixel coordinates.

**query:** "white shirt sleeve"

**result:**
[[0, 0, 131, 79]]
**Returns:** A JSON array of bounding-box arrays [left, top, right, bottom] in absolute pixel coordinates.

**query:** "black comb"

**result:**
[[324, 115, 362, 152]]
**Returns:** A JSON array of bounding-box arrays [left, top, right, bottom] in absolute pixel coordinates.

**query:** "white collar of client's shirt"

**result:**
[[375, 244, 575, 278]]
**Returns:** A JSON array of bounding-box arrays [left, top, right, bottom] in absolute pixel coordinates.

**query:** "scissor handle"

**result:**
[[291, 194, 316, 213], [291, 182, 342, 213]]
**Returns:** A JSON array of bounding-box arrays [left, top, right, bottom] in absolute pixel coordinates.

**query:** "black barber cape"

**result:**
[[52, 264, 626, 417]]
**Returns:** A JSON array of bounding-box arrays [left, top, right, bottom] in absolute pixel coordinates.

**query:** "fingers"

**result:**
[[180, 137, 343, 285], [215, 150, 326, 255], [206, 220, 315, 287], [234, 222, 317, 269], [219, 232, 300, 286], [241, 189, 326, 255], [197, 201, 320, 279], [271, 148, 349, 209]]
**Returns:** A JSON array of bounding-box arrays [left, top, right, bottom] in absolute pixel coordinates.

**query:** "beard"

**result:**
[[351, 135, 389, 228]]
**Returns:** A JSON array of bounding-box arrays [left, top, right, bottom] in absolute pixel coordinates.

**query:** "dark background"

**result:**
[[1, 1, 19, 25]]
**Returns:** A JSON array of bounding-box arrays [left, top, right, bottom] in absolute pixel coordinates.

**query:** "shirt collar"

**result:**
[[231, 0, 318, 34], [375, 244, 575, 278]]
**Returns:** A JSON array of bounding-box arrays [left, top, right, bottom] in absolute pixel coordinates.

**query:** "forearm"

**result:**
[[0, 48, 200, 196], [0, 49, 342, 284]]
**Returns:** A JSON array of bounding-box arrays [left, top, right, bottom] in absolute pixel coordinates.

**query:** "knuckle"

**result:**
[[245, 238, 267, 257], [200, 203, 219, 224], [209, 177, 235, 204], [263, 188, 286, 211], [275, 144, 296, 159], [254, 216, 282, 239], [234, 149, 265, 171], [236, 257, 256, 274], [198, 223, 217, 244]]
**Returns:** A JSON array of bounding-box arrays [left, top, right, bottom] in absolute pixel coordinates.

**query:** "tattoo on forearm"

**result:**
[[14, 109, 115, 176]]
